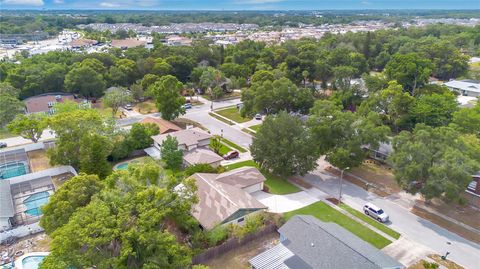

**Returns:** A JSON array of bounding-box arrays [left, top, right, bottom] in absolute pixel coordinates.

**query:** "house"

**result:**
[[69, 38, 98, 49], [183, 148, 223, 168], [111, 39, 146, 49], [250, 215, 404, 269], [23, 93, 89, 114], [362, 141, 393, 163], [444, 79, 480, 97], [140, 117, 181, 134], [190, 167, 267, 229]]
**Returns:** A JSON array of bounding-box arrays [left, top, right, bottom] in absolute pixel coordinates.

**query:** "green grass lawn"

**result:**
[[212, 143, 232, 156], [249, 124, 262, 132], [284, 202, 392, 249], [0, 127, 14, 139], [224, 160, 301, 195], [209, 112, 234, 125], [220, 138, 247, 153], [215, 107, 251, 123], [339, 204, 401, 240]]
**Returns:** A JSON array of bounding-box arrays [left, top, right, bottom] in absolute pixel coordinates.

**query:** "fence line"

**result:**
[[192, 224, 278, 265]]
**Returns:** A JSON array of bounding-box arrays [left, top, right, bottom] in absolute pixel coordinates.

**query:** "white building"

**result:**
[[444, 80, 480, 97]]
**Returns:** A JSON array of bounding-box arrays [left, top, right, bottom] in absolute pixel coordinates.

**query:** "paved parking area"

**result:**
[[251, 191, 318, 213]]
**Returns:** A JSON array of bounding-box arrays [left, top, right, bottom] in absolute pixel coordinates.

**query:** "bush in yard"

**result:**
[[422, 261, 439, 269], [209, 135, 222, 154], [161, 136, 184, 170], [206, 225, 229, 247], [184, 163, 225, 176]]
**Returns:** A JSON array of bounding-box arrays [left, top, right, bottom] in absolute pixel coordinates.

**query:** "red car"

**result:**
[[223, 151, 239, 160]]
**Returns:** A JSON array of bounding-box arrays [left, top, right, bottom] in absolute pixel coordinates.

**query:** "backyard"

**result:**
[[215, 107, 251, 123], [225, 160, 301, 195], [27, 150, 51, 172], [283, 201, 392, 249]]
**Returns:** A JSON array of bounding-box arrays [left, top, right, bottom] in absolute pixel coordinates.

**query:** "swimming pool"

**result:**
[[22, 256, 46, 269], [116, 163, 129, 170], [0, 162, 28, 179], [23, 191, 50, 217]]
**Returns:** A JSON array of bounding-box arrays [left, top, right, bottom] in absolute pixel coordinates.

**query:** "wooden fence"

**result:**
[[192, 224, 278, 265]]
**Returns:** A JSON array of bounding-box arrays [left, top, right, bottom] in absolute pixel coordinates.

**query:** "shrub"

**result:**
[[206, 225, 229, 247], [422, 261, 439, 269], [185, 163, 219, 176]]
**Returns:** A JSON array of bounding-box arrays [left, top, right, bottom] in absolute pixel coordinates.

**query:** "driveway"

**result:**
[[251, 191, 318, 213], [301, 159, 480, 269]]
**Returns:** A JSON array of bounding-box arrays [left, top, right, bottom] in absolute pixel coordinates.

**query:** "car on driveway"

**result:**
[[223, 150, 239, 160], [0, 142, 6, 148], [363, 203, 389, 223], [254, 113, 262, 120], [183, 103, 192, 109], [124, 104, 133, 111]]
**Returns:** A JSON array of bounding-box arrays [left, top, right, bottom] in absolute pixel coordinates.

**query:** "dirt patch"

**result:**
[[326, 166, 390, 197], [134, 100, 158, 114], [51, 172, 75, 188], [409, 255, 465, 269], [415, 199, 480, 230], [27, 150, 51, 172], [289, 176, 312, 189], [203, 232, 279, 269], [1, 233, 51, 263], [326, 197, 340, 205], [173, 118, 207, 131], [411, 206, 480, 244], [350, 161, 401, 194]]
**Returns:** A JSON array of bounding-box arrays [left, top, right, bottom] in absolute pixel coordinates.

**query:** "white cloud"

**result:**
[[99, 2, 123, 7], [53, 0, 64, 4], [2, 0, 44, 5]]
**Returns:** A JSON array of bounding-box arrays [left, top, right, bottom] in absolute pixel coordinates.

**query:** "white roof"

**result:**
[[444, 80, 480, 94]]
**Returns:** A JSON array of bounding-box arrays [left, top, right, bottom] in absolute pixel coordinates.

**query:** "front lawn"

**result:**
[[224, 160, 301, 195], [339, 203, 401, 239], [220, 137, 247, 153], [249, 124, 262, 132], [284, 202, 392, 249], [211, 143, 232, 156], [0, 127, 14, 139], [215, 107, 251, 123], [135, 100, 158, 114]]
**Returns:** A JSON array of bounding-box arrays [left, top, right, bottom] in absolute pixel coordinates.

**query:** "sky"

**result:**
[[1, 0, 479, 10]]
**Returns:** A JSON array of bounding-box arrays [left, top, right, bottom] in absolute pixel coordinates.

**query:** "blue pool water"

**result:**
[[24, 192, 50, 217], [0, 162, 27, 179], [22, 255, 46, 269], [116, 163, 129, 170]]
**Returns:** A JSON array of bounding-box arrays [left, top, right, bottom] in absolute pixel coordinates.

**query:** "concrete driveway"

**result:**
[[251, 191, 318, 213]]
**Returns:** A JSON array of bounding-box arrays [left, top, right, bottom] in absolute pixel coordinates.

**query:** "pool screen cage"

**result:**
[[11, 176, 55, 226], [0, 148, 30, 177]]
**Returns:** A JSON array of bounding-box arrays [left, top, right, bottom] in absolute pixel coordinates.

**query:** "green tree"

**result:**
[[251, 111, 319, 176], [40, 173, 103, 235], [0, 82, 20, 97], [108, 59, 138, 86], [7, 113, 47, 143], [151, 75, 186, 121], [209, 135, 222, 154], [161, 135, 183, 170], [0, 93, 24, 127], [308, 100, 389, 170], [65, 65, 106, 99], [385, 53, 433, 95], [389, 124, 479, 203], [126, 123, 160, 150], [410, 92, 458, 127], [450, 102, 480, 135], [102, 87, 134, 117], [79, 133, 113, 178]]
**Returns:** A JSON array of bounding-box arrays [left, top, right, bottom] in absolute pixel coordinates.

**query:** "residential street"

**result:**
[[300, 158, 480, 269]]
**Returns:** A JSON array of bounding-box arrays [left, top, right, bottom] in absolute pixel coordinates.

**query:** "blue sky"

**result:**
[[1, 0, 479, 10]]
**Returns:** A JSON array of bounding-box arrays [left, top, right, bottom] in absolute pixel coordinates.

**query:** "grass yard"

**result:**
[[135, 100, 158, 114], [220, 137, 247, 153], [215, 107, 251, 123], [224, 160, 301, 195], [249, 124, 262, 132], [284, 202, 392, 249], [209, 112, 234, 125], [242, 128, 256, 136], [211, 143, 233, 156], [339, 203, 401, 239], [0, 127, 14, 139]]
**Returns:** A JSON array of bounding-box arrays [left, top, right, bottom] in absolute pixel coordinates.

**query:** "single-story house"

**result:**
[[190, 167, 267, 229], [23, 93, 89, 114], [111, 39, 146, 49], [250, 215, 404, 269], [69, 38, 98, 49], [444, 79, 480, 97], [140, 117, 182, 134], [183, 148, 223, 168], [362, 141, 393, 163], [152, 127, 211, 152]]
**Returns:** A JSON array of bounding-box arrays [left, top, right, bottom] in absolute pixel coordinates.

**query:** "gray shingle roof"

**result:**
[[277, 215, 404, 269], [151, 127, 211, 147]]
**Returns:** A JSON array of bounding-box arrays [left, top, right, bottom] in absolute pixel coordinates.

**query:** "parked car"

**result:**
[[223, 150, 239, 160], [183, 103, 192, 109], [0, 142, 7, 148], [124, 104, 133, 111], [363, 203, 389, 223], [254, 113, 262, 120]]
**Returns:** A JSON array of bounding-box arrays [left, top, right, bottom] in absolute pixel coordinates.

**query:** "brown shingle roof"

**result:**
[[140, 117, 181, 134], [70, 38, 98, 48], [24, 93, 77, 114], [111, 39, 146, 49], [151, 127, 211, 147], [190, 167, 267, 229]]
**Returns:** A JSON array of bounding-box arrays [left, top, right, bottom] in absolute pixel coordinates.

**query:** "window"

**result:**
[[237, 218, 245, 223]]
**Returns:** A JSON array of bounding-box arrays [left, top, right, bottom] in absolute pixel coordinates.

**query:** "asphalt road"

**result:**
[[301, 158, 480, 269]]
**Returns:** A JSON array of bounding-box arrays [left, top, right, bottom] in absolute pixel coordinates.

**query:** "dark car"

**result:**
[[0, 142, 7, 148], [223, 151, 239, 160]]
